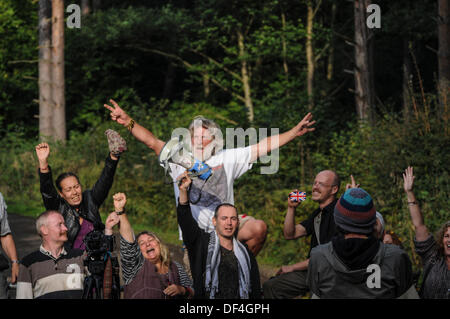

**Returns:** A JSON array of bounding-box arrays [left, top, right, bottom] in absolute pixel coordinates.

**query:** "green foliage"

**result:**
[[0, 0, 448, 273], [0, 0, 38, 138]]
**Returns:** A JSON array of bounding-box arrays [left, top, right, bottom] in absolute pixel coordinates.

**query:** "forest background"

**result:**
[[0, 0, 448, 275]]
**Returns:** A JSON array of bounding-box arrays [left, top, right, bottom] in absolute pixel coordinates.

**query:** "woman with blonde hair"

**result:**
[[105, 193, 193, 299]]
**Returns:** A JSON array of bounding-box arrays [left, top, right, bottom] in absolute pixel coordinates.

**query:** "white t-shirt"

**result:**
[[165, 146, 253, 238]]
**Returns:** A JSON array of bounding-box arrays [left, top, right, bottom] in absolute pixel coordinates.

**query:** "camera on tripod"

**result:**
[[84, 230, 111, 275], [82, 229, 120, 299]]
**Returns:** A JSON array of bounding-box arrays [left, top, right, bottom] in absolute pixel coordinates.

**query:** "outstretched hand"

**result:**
[[345, 175, 360, 190], [105, 212, 120, 235], [403, 166, 415, 193], [113, 192, 127, 212], [104, 99, 132, 127], [293, 112, 316, 137], [35, 143, 50, 162]]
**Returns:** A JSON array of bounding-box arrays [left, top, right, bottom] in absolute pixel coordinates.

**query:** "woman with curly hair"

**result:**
[[403, 166, 450, 299], [105, 193, 194, 299]]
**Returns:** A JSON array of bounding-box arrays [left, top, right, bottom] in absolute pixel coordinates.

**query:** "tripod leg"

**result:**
[[82, 276, 93, 299], [95, 275, 103, 299]]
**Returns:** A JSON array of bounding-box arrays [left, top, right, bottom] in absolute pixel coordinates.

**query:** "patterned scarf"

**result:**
[[204, 231, 251, 299]]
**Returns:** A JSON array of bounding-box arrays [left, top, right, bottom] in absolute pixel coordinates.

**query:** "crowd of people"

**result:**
[[0, 101, 448, 299]]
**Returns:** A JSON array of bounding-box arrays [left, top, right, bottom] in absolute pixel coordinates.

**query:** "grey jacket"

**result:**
[[307, 241, 419, 299]]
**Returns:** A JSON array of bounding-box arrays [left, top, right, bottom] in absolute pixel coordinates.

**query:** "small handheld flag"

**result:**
[[289, 191, 306, 202]]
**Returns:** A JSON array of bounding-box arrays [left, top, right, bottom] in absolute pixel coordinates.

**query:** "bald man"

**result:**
[[263, 170, 340, 299]]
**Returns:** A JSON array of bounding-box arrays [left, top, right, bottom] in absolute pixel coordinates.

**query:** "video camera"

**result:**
[[83, 230, 113, 275], [82, 229, 120, 299]]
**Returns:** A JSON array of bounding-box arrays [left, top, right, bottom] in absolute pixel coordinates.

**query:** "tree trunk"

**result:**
[[237, 30, 254, 123], [354, 0, 375, 123], [162, 62, 176, 100], [81, 0, 90, 16], [93, 0, 101, 11], [327, 2, 337, 81], [306, 0, 314, 110], [402, 40, 413, 123], [203, 73, 210, 98], [281, 11, 289, 80], [38, 0, 53, 140], [438, 0, 450, 109], [51, 0, 66, 141]]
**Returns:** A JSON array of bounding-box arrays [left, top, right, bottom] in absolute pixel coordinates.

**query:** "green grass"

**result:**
[[7, 201, 43, 218]]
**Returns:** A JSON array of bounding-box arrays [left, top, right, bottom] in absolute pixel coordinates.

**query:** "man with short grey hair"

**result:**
[[16, 210, 86, 299]]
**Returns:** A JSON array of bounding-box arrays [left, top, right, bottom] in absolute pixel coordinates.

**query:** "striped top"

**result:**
[[0, 192, 11, 236], [414, 235, 450, 299], [16, 246, 86, 299], [120, 235, 193, 289]]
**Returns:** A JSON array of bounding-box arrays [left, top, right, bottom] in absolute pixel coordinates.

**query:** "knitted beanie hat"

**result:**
[[334, 188, 376, 235]]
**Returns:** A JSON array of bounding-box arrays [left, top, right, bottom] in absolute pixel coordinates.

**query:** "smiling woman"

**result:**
[[403, 166, 450, 299], [105, 193, 194, 299]]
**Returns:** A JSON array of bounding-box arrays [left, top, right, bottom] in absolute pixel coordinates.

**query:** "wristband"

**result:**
[[126, 118, 135, 132], [407, 201, 418, 206], [11, 260, 19, 264], [115, 208, 125, 215]]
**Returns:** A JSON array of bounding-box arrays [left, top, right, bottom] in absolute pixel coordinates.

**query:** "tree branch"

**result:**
[[8, 60, 39, 64], [188, 48, 242, 81], [125, 45, 246, 103]]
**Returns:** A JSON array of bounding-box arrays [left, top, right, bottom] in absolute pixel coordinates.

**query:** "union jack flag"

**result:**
[[289, 191, 306, 202]]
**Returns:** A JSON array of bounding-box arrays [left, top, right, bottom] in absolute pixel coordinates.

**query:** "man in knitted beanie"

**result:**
[[306, 188, 419, 298]]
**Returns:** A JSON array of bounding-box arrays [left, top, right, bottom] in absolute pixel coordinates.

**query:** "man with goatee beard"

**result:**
[[263, 170, 340, 299], [16, 211, 86, 299], [177, 172, 261, 299]]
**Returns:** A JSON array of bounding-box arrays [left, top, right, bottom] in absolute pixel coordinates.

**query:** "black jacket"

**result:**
[[300, 199, 338, 257], [177, 201, 262, 299], [39, 155, 118, 248]]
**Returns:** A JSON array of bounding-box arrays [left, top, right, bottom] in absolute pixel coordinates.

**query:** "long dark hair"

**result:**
[[435, 221, 450, 257]]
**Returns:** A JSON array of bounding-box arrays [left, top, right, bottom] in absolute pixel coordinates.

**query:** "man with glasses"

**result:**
[[34, 131, 126, 249], [263, 170, 340, 298]]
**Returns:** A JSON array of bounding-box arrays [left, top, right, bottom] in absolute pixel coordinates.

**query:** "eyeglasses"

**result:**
[[312, 181, 336, 188]]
